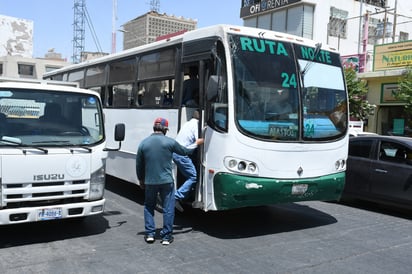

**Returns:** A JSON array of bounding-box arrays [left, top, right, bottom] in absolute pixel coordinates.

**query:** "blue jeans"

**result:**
[[173, 153, 197, 200], [144, 183, 175, 239]]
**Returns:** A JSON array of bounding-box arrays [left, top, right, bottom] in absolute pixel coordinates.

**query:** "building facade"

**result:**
[[240, 0, 412, 135], [0, 14, 70, 80], [121, 11, 197, 50], [0, 15, 33, 58], [0, 55, 70, 80]]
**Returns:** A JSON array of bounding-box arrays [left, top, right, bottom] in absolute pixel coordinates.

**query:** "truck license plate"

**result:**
[[38, 207, 62, 220], [291, 184, 308, 195]]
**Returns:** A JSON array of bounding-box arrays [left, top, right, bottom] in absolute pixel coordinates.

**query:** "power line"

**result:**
[[84, 6, 103, 53]]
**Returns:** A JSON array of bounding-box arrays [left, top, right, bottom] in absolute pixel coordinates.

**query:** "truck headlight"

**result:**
[[89, 165, 105, 201]]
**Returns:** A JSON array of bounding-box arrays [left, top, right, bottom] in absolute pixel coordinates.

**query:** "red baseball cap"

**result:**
[[154, 117, 169, 129]]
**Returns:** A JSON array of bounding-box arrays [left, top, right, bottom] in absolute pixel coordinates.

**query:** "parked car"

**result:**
[[348, 130, 378, 137], [342, 135, 412, 210]]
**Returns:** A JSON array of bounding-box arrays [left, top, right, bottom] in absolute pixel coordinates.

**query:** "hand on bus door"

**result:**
[[196, 138, 204, 146]]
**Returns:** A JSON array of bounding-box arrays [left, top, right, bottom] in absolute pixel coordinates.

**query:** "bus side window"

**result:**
[[182, 66, 200, 107], [111, 84, 133, 107], [206, 41, 228, 132], [106, 86, 114, 107]]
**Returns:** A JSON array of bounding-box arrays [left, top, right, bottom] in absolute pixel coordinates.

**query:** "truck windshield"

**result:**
[[0, 88, 104, 146], [230, 34, 347, 141]]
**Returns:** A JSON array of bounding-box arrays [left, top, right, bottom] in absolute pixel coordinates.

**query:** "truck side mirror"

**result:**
[[114, 123, 125, 141], [104, 123, 125, 151]]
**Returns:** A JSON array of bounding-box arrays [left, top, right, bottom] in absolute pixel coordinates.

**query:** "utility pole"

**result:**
[[357, 0, 363, 54], [382, 8, 388, 43], [392, 0, 398, 42], [112, 0, 117, 53], [73, 0, 86, 63]]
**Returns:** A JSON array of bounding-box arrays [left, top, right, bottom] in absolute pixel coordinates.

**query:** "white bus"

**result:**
[[0, 79, 124, 224], [44, 25, 348, 211]]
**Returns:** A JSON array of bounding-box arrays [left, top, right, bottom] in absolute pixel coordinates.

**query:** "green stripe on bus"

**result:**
[[213, 172, 345, 210]]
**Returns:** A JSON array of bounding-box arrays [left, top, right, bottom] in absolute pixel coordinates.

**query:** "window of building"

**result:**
[[271, 10, 286, 33], [18, 63, 35, 77], [245, 4, 314, 39], [355, 0, 386, 8], [328, 7, 348, 38], [257, 13, 271, 30], [368, 17, 380, 45], [399, 31, 409, 42]]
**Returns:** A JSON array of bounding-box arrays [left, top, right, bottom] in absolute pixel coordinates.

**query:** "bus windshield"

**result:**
[[0, 88, 104, 147], [230, 34, 347, 141]]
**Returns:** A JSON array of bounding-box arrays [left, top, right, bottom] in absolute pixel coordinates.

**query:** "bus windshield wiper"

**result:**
[[301, 43, 322, 78], [1, 136, 48, 154]]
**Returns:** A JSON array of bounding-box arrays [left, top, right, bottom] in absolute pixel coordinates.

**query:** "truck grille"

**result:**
[[2, 180, 88, 208]]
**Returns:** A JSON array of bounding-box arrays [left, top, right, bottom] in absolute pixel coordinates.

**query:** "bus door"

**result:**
[[178, 61, 206, 209], [180, 39, 227, 210]]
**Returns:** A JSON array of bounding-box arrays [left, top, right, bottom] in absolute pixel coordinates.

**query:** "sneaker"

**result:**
[[144, 235, 155, 244], [175, 199, 184, 212], [161, 236, 174, 245]]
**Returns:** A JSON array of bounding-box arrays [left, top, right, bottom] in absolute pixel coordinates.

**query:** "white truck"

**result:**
[[0, 79, 124, 225]]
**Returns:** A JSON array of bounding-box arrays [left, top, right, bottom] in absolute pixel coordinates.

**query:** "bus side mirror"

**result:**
[[211, 103, 228, 131], [104, 123, 125, 151], [206, 75, 220, 101]]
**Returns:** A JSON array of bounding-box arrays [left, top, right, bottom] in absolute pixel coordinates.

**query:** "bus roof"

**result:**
[[43, 24, 339, 79], [0, 81, 100, 97]]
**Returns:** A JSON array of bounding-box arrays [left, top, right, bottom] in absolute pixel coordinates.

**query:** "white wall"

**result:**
[[0, 15, 33, 58]]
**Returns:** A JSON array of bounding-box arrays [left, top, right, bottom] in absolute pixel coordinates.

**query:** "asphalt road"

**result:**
[[0, 176, 411, 274]]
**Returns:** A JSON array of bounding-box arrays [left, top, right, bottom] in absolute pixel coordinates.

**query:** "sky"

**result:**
[[0, 0, 243, 60]]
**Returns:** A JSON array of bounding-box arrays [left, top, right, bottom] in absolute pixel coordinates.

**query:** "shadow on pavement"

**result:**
[[172, 202, 337, 239], [105, 175, 145, 206], [0, 215, 109, 249], [105, 175, 338, 239], [336, 199, 412, 220]]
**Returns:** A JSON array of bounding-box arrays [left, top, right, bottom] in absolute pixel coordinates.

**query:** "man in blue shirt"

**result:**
[[136, 117, 202, 245]]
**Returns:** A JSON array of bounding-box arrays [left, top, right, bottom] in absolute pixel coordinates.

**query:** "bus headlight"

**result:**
[[89, 165, 106, 201], [334, 159, 346, 171], [224, 157, 259, 175]]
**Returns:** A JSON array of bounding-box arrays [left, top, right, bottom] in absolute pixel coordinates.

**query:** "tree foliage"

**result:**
[[344, 67, 376, 121], [394, 68, 412, 119]]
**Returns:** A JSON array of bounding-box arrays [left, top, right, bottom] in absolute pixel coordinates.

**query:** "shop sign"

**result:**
[[374, 41, 412, 71], [240, 0, 301, 18], [381, 83, 402, 103]]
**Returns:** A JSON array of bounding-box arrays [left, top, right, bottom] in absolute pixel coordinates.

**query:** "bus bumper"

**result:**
[[213, 172, 345, 210], [0, 199, 105, 225]]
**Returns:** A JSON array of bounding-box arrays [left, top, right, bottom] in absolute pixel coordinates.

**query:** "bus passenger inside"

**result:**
[[265, 89, 293, 120], [182, 66, 199, 107]]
